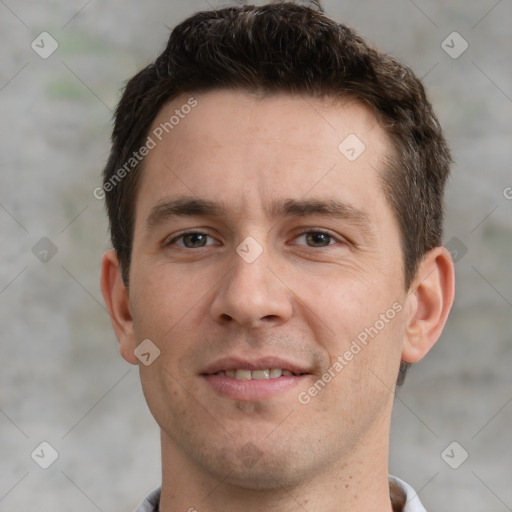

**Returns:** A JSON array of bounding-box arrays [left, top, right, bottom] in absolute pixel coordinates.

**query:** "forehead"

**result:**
[[147, 90, 386, 155], [135, 89, 394, 227]]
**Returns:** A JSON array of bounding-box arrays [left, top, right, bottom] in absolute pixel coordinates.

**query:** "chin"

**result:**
[[197, 441, 318, 491]]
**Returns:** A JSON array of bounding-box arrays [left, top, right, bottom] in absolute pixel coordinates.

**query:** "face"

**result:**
[[124, 90, 411, 488]]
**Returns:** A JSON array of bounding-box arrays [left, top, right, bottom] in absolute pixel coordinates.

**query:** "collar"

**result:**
[[133, 476, 427, 512]]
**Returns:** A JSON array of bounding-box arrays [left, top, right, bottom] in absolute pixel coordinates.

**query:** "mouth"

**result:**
[[211, 368, 305, 380], [201, 357, 311, 401]]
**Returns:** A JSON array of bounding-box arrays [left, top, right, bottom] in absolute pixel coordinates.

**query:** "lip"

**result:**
[[201, 357, 311, 401]]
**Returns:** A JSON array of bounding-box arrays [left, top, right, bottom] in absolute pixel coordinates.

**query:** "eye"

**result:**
[[293, 230, 340, 248], [167, 231, 217, 249]]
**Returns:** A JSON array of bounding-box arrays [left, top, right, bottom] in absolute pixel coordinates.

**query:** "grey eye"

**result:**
[[304, 232, 332, 247], [181, 233, 209, 248]]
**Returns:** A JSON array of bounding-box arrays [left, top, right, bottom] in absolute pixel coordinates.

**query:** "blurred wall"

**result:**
[[1, 1, 510, 510]]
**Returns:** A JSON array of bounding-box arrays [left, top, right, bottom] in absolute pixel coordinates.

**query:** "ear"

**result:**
[[402, 246, 455, 363], [100, 249, 138, 365]]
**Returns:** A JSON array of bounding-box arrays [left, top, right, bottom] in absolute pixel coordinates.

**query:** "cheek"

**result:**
[[293, 269, 406, 390], [138, 357, 200, 441], [130, 260, 207, 338], [334, 300, 406, 404], [129, 266, 206, 413], [293, 268, 397, 342]]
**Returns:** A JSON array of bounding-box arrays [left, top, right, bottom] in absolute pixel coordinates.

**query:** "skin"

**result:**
[[101, 90, 455, 512]]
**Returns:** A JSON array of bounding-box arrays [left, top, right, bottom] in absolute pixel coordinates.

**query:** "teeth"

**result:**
[[251, 369, 270, 380], [235, 369, 252, 380], [214, 368, 296, 380]]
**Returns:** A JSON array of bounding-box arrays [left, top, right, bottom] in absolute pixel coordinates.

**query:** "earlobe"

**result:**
[[100, 250, 138, 365], [402, 246, 455, 363]]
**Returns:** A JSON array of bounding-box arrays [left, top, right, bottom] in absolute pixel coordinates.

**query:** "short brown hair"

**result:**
[[103, 1, 452, 385]]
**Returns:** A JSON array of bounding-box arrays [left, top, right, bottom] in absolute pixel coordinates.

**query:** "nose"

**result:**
[[209, 242, 293, 329]]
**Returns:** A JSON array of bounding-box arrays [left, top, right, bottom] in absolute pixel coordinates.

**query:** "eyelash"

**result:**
[[165, 229, 345, 249]]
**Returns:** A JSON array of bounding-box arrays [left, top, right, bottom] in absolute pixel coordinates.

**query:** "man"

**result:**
[[100, 2, 455, 511]]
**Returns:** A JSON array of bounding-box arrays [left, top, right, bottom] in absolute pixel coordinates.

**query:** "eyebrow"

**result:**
[[146, 197, 225, 230], [267, 198, 372, 227], [145, 196, 375, 235]]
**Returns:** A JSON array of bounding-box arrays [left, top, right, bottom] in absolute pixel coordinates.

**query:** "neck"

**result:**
[[158, 413, 394, 512]]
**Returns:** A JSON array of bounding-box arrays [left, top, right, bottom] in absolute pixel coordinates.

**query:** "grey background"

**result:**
[[0, 1, 511, 510]]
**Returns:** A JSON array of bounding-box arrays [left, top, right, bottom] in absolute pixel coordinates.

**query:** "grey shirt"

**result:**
[[133, 476, 426, 511]]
